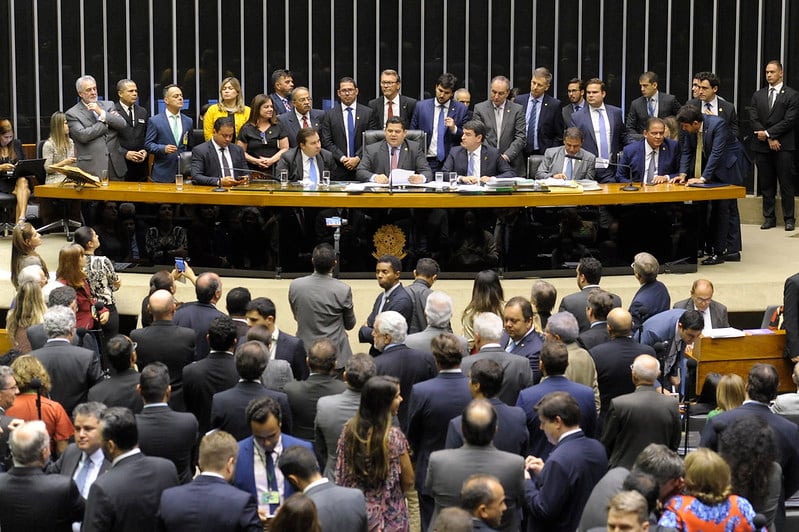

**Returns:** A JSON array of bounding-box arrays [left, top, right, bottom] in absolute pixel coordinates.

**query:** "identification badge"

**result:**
[[260, 491, 280, 505]]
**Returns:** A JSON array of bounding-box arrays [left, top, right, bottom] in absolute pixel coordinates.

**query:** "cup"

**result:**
[[175, 174, 184, 191], [279, 169, 289, 187], [100, 170, 109, 187], [321, 170, 331, 188], [435, 171, 444, 184], [448, 172, 458, 189]]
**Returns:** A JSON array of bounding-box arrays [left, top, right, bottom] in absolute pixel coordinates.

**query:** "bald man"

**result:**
[[174, 272, 226, 360], [672, 279, 729, 331]]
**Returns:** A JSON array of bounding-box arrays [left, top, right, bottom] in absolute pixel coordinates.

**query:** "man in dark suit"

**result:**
[[560, 257, 623, 333], [113, 79, 149, 181], [88, 335, 143, 413], [233, 396, 313, 516], [269, 69, 294, 115], [0, 420, 85, 531], [144, 84, 194, 183], [562, 78, 585, 128], [356, 117, 432, 182], [245, 296, 308, 380], [190, 117, 248, 187], [358, 254, 414, 356], [524, 392, 608, 532], [283, 339, 345, 442], [83, 407, 179, 532], [750, 60, 799, 231], [278, 445, 368, 532], [410, 72, 469, 172], [785, 273, 799, 362], [535, 127, 597, 180], [31, 306, 102, 416], [629, 252, 671, 329], [616, 117, 681, 184], [460, 474, 508, 532], [570, 77, 630, 182], [625, 71, 681, 140], [319, 77, 373, 180], [182, 316, 239, 434], [274, 127, 337, 183], [441, 119, 515, 182], [405, 332, 472, 529], [277, 86, 326, 148], [687, 71, 740, 137], [639, 309, 704, 393], [578, 289, 617, 351], [136, 362, 198, 485], [157, 430, 263, 532], [515, 67, 565, 157], [368, 68, 417, 130], [673, 278, 730, 330], [499, 297, 544, 382], [601, 355, 681, 470], [173, 272, 226, 361], [516, 340, 596, 461], [472, 76, 527, 175]]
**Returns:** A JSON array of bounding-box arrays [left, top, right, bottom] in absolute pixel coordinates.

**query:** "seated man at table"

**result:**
[[190, 117, 249, 187], [441, 120, 514, 183], [274, 127, 337, 183], [535, 127, 596, 180], [356, 116, 432, 183], [616, 117, 680, 184]]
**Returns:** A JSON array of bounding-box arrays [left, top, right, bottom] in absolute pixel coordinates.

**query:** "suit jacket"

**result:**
[[535, 146, 596, 180], [283, 374, 346, 441], [277, 109, 326, 147], [577, 466, 629, 532], [562, 102, 584, 132], [473, 99, 527, 175], [559, 286, 623, 333], [47, 442, 112, 479], [66, 99, 127, 178], [516, 375, 597, 460], [304, 480, 369, 532], [319, 102, 373, 179], [210, 381, 292, 440], [639, 309, 687, 377], [30, 339, 102, 416], [499, 329, 545, 383], [601, 386, 681, 469], [700, 401, 799, 497], [625, 92, 682, 138], [113, 101, 149, 179], [772, 392, 799, 414], [679, 114, 749, 184], [687, 97, 739, 138], [173, 301, 226, 361], [405, 278, 432, 334], [578, 321, 611, 350], [461, 346, 534, 406], [784, 273, 799, 359], [368, 94, 418, 130], [524, 431, 608, 532], [270, 93, 292, 115], [673, 298, 729, 328], [446, 397, 529, 457], [145, 110, 194, 182], [190, 139, 248, 186], [406, 372, 472, 492], [565, 341, 602, 413], [130, 320, 195, 394], [749, 84, 799, 153], [232, 434, 313, 499], [157, 474, 262, 532], [374, 343, 438, 429], [629, 280, 671, 328], [88, 369, 144, 413], [136, 404, 198, 484], [273, 146, 337, 182], [314, 389, 361, 479], [355, 139, 433, 182], [590, 337, 656, 418], [409, 98, 469, 161], [570, 104, 629, 182], [616, 138, 681, 183], [274, 329, 309, 381], [182, 351, 238, 434], [405, 326, 468, 354], [426, 444, 525, 532], [515, 93, 565, 154], [357, 283, 414, 356], [0, 466, 84, 532], [441, 145, 515, 179]]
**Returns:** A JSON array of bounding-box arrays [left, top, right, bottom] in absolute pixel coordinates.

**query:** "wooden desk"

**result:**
[[692, 331, 794, 394], [34, 182, 746, 209]]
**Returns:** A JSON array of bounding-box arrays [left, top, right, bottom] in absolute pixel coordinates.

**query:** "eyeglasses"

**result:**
[[380, 80, 398, 86], [0, 385, 19, 391]]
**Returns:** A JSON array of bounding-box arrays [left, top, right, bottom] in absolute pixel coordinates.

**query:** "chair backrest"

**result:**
[[190, 129, 204, 148], [179, 151, 192, 176], [36, 140, 46, 158], [761, 305, 783, 329], [362, 129, 427, 148], [527, 155, 545, 178]]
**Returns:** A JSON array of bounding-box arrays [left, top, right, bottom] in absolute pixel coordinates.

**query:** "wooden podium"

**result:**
[[691, 330, 794, 394]]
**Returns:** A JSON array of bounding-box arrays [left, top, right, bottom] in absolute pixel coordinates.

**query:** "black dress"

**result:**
[[0, 139, 26, 193], [237, 122, 287, 176]]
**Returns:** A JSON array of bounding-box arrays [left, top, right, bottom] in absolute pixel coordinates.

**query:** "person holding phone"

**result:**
[[191, 118, 249, 187], [75, 226, 121, 339]]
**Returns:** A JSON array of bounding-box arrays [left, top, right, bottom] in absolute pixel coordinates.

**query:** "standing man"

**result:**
[[473, 75, 527, 176], [562, 78, 585, 128], [410, 72, 469, 172], [535, 127, 596, 180], [144, 84, 193, 183], [501, 296, 544, 382], [460, 475, 508, 532], [368, 69, 417, 129], [639, 309, 705, 392], [190, 118, 249, 187], [441, 120, 515, 182], [173, 272, 226, 360], [66, 75, 127, 179], [570, 78, 629, 182], [687, 71, 739, 137], [559, 257, 622, 333], [616, 117, 681, 184], [357, 117, 432, 183], [277, 87, 326, 148], [269, 69, 294, 115], [516, 67, 565, 158], [245, 297, 308, 381], [625, 71, 681, 140], [88, 335, 144, 413], [114, 79, 148, 181], [358, 254, 414, 355], [750, 60, 799, 231], [405, 257, 440, 335], [274, 127, 336, 183], [320, 77, 373, 180]]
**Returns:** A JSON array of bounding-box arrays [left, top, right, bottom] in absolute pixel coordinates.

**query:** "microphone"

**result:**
[[752, 514, 767, 529], [564, 154, 583, 160], [600, 160, 639, 191], [28, 378, 42, 391]]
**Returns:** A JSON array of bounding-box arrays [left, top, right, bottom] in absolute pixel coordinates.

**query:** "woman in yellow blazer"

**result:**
[[203, 76, 251, 140]]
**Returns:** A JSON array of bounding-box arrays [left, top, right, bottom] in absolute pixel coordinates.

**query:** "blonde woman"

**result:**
[[203, 77, 251, 140], [41, 111, 76, 184], [706, 373, 745, 418], [6, 280, 46, 354]]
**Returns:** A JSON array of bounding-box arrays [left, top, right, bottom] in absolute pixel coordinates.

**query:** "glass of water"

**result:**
[[279, 169, 289, 187], [448, 172, 458, 189], [100, 170, 109, 186], [175, 174, 184, 191], [321, 170, 331, 188], [435, 171, 444, 184]]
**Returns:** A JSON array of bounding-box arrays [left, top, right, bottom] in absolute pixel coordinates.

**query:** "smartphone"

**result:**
[[175, 257, 186, 272]]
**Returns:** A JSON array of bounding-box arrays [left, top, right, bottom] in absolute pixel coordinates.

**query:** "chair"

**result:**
[[0, 193, 16, 236], [526, 155, 545, 178], [362, 129, 427, 147], [761, 305, 782, 329], [179, 151, 193, 177], [682, 413, 708, 456]]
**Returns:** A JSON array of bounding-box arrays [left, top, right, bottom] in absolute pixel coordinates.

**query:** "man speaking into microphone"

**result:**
[[535, 127, 596, 180]]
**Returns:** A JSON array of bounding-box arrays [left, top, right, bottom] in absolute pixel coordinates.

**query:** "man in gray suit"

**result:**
[[535, 127, 596, 180], [405, 291, 467, 354], [288, 243, 356, 366], [461, 312, 533, 406], [473, 75, 527, 176], [426, 399, 525, 531], [672, 278, 729, 331], [66, 75, 128, 179], [278, 445, 368, 532]]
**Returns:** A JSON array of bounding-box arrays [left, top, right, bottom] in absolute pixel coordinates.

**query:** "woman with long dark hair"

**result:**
[[461, 269, 504, 352], [56, 243, 108, 330], [10, 223, 48, 289], [0, 118, 32, 224], [75, 226, 121, 339], [237, 94, 288, 176], [270, 493, 321, 532]]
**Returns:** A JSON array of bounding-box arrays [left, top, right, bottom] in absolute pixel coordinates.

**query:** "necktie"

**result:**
[[378, 292, 387, 314], [75, 456, 93, 498], [220, 148, 231, 178], [505, 339, 516, 353], [171, 115, 180, 144], [468, 152, 476, 176], [704, 102, 713, 115], [265, 452, 280, 515], [647, 151, 656, 183], [346, 107, 356, 157], [391, 147, 399, 170], [282, 97, 291, 111], [527, 98, 539, 151], [566, 157, 573, 179], [597, 108, 609, 159], [694, 130, 704, 178], [128, 106, 135, 124], [309, 157, 318, 184], [769, 87, 776, 109], [302, 115, 309, 129], [436, 105, 446, 161], [647, 98, 656, 117], [574, 104, 581, 113], [387, 100, 394, 119], [494, 106, 503, 143]]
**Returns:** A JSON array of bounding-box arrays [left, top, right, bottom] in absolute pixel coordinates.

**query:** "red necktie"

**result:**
[[302, 115, 309, 128], [387, 101, 394, 119], [391, 147, 399, 170]]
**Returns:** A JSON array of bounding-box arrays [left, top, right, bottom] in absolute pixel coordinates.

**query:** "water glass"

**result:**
[[279, 169, 289, 187], [448, 172, 458, 189], [175, 174, 184, 191], [100, 170, 109, 186], [435, 171, 444, 184], [321, 170, 331, 188]]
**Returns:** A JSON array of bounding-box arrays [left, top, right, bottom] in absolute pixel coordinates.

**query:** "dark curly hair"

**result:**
[[718, 415, 777, 511]]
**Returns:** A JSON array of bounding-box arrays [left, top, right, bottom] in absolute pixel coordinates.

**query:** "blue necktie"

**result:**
[[505, 339, 516, 353], [266, 453, 280, 515], [527, 98, 539, 151], [75, 455, 93, 498], [647, 98, 655, 117], [467, 152, 476, 176], [436, 105, 446, 161], [566, 157, 573, 179], [346, 107, 356, 157], [309, 157, 318, 185], [597, 108, 609, 159]]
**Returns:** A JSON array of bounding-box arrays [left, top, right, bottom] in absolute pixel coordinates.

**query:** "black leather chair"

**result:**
[[526, 155, 545, 178], [362, 129, 427, 147]]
